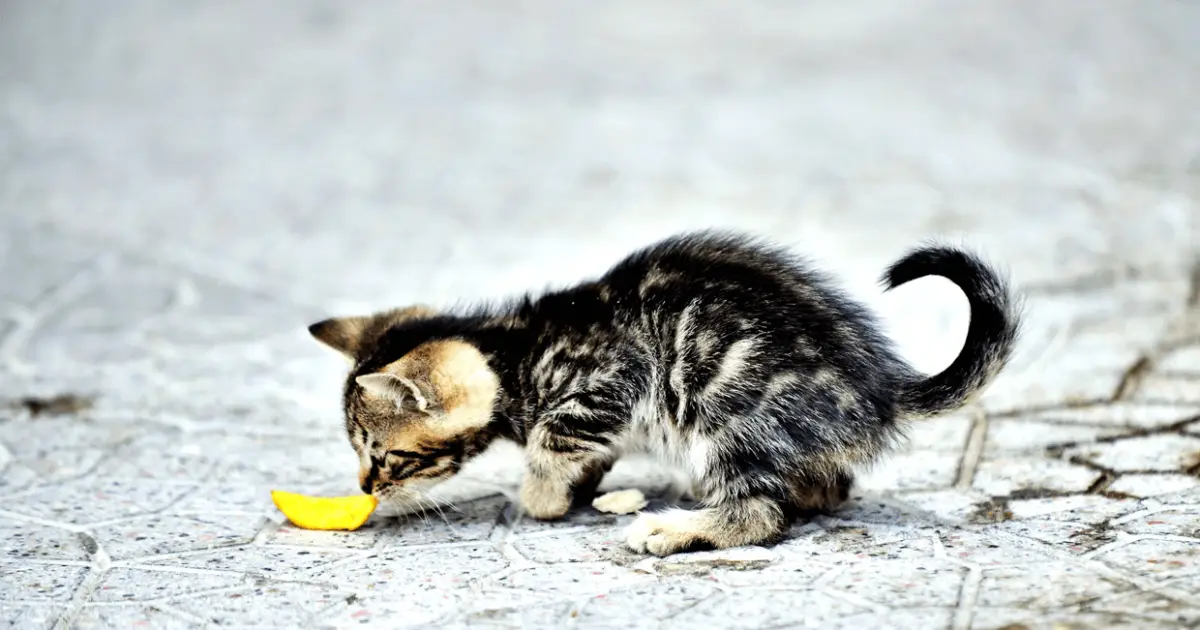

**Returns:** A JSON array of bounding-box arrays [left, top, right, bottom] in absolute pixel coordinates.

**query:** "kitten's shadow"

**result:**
[[383, 484, 950, 534], [373, 451, 966, 547]]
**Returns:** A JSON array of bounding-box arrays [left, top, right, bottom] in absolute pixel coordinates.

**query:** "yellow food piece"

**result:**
[[271, 490, 378, 531]]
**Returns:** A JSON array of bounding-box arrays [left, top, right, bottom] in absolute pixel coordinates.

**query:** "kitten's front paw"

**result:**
[[520, 477, 571, 520], [625, 509, 708, 556]]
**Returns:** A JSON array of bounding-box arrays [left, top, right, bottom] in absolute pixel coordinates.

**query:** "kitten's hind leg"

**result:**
[[790, 470, 855, 518], [624, 496, 787, 556]]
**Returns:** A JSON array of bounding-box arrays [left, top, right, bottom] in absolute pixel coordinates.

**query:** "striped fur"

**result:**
[[309, 231, 1021, 555]]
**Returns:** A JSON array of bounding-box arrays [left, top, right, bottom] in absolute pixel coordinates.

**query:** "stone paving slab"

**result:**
[[2, 0, 1200, 628]]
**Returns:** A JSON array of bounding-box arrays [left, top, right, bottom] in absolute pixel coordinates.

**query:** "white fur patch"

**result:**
[[687, 439, 711, 479]]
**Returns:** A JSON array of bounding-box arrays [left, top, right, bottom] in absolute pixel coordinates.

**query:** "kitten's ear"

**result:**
[[308, 315, 372, 359], [361, 340, 499, 433], [354, 373, 430, 411], [308, 306, 440, 361]]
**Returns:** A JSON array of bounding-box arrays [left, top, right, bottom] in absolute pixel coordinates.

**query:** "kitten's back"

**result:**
[[600, 231, 1019, 422]]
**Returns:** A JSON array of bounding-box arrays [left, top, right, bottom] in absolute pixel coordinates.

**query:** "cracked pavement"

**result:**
[[2, 0, 1200, 628]]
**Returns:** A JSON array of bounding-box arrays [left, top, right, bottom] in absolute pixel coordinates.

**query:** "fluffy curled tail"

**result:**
[[882, 245, 1021, 417]]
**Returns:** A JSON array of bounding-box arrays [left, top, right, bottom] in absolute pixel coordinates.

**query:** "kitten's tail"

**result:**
[[882, 245, 1021, 418]]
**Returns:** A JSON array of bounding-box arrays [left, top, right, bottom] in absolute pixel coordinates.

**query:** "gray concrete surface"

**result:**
[[2, 0, 1200, 628]]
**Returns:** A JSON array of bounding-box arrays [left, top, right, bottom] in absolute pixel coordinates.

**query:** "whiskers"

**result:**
[[409, 493, 455, 529], [376, 487, 457, 529]]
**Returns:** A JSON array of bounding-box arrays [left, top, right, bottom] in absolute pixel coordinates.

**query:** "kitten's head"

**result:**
[[308, 307, 500, 506]]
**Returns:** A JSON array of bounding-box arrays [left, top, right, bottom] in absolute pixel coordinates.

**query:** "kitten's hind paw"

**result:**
[[592, 489, 647, 515], [625, 498, 787, 555], [624, 509, 710, 556]]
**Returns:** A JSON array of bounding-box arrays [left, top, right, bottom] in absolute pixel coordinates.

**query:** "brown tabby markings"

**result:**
[[307, 232, 1020, 556]]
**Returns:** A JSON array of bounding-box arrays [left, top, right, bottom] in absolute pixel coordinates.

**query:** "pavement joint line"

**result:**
[[939, 555, 981, 572], [0, 509, 85, 532], [1136, 533, 1200, 545], [161, 509, 267, 519], [0, 558, 93, 568], [146, 602, 210, 626], [105, 542, 258, 566], [954, 409, 989, 492], [294, 551, 380, 578], [78, 491, 203, 530], [106, 562, 251, 578], [51, 565, 106, 630], [1081, 532, 1148, 560], [499, 539, 537, 567], [820, 586, 889, 614], [307, 595, 356, 627], [986, 398, 1128, 420], [84, 584, 254, 608], [480, 562, 533, 585], [1109, 506, 1172, 526], [249, 516, 278, 545], [1079, 561, 1197, 607], [948, 567, 982, 630], [374, 539, 488, 554], [0, 481, 81, 504], [995, 529, 1094, 563], [807, 564, 847, 589], [511, 524, 599, 540], [1111, 354, 1156, 402], [0, 259, 107, 368]]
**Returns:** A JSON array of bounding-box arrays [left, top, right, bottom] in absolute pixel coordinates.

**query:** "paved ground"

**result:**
[[2, 0, 1200, 628]]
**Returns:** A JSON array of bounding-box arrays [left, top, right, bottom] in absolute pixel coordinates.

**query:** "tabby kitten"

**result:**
[[308, 231, 1019, 556]]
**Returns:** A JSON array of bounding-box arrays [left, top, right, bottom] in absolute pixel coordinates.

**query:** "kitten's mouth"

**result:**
[[372, 478, 450, 517], [370, 486, 407, 514], [372, 484, 403, 502]]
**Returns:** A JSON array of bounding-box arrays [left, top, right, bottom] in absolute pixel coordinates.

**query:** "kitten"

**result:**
[[307, 231, 1020, 556]]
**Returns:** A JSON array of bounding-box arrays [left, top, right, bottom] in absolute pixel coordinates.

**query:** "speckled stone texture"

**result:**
[[2, 0, 1200, 628]]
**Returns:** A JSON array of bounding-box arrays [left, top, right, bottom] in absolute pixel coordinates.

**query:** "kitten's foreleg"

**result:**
[[520, 456, 613, 519], [624, 496, 787, 556], [519, 424, 616, 520]]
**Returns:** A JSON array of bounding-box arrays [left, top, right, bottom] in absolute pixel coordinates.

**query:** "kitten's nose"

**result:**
[[358, 468, 375, 495]]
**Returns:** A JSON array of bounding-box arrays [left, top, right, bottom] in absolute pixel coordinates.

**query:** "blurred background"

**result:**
[[5, 0, 1198, 306]]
